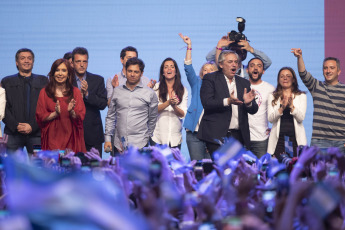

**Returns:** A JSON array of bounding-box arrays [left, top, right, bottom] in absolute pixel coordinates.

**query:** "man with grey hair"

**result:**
[[197, 50, 258, 156]]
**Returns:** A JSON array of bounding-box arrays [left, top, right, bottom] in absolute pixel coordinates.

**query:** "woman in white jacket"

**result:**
[[267, 67, 307, 160]]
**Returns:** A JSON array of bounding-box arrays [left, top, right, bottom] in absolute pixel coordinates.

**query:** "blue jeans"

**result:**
[[250, 139, 268, 159], [6, 134, 41, 154], [310, 138, 345, 153], [186, 131, 210, 160]]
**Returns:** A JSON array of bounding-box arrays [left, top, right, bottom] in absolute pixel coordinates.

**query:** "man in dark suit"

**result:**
[[72, 47, 107, 157], [1, 48, 48, 154], [197, 50, 258, 155]]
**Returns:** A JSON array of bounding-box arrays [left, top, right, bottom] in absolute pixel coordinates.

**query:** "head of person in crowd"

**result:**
[[199, 61, 218, 79], [63, 52, 73, 66], [45, 58, 74, 102], [120, 46, 138, 70], [125, 57, 145, 88], [72, 47, 89, 78], [272, 67, 303, 105], [323, 57, 341, 85], [247, 57, 265, 84], [158, 57, 184, 105], [217, 50, 240, 79], [15, 48, 35, 74]]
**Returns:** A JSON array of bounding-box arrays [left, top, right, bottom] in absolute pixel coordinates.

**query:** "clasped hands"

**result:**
[[227, 88, 255, 106], [17, 123, 32, 134], [80, 79, 88, 97]]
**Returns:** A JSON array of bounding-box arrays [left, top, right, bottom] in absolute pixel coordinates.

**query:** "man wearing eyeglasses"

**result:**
[[72, 47, 107, 157]]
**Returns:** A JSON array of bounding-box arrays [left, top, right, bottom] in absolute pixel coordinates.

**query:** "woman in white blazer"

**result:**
[[267, 67, 307, 160]]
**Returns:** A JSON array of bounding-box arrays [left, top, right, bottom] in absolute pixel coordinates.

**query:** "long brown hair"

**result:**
[[45, 58, 74, 102], [272, 67, 304, 106], [157, 58, 184, 104]]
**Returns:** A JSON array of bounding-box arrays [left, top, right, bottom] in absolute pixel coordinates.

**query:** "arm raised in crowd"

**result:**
[[239, 39, 272, 70], [291, 48, 306, 73]]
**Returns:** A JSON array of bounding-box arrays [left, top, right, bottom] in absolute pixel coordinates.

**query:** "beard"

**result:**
[[249, 72, 263, 83]]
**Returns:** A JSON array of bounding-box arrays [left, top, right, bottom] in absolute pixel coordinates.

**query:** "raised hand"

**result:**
[[67, 98, 76, 112], [170, 91, 180, 105], [178, 33, 191, 46], [55, 100, 61, 114], [288, 96, 294, 111], [243, 88, 255, 105], [147, 79, 156, 88], [217, 35, 233, 48], [280, 95, 290, 110], [81, 79, 88, 96], [111, 74, 119, 88], [291, 48, 302, 58], [238, 39, 254, 53], [297, 146, 318, 166]]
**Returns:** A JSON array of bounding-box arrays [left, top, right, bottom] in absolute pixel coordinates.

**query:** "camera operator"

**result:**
[[206, 36, 271, 79]]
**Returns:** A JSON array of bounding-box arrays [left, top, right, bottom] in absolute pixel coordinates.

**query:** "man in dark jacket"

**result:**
[[72, 47, 107, 157], [1, 48, 48, 154], [198, 50, 258, 156]]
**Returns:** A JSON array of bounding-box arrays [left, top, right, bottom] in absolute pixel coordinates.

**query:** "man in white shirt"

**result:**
[[198, 50, 258, 156], [246, 58, 275, 158]]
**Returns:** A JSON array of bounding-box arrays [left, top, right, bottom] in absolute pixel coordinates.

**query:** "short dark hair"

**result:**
[[323, 57, 341, 70], [247, 57, 264, 67], [63, 51, 72, 60], [16, 48, 34, 62], [72, 47, 89, 61], [125, 57, 145, 73], [120, 46, 138, 59]]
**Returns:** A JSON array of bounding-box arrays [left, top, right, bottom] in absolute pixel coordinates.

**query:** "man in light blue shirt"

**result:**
[[106, 46, 156, 105], [104, 58, 158, 154]]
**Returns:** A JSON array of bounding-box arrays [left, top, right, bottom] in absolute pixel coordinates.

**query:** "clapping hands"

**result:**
[[170, 91, 180, 106]]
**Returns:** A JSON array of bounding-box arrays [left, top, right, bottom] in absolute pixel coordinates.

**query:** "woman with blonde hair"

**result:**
[[179, 33, 218, 160]]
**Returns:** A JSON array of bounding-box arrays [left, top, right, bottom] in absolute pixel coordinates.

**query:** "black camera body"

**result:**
[[228, 17, 247, 43], [228, 17, 248, 61]]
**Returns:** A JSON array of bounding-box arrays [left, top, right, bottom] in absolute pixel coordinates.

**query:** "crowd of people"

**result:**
[[0, 33, 344, 229]]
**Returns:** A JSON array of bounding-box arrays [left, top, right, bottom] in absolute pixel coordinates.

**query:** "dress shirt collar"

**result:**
[[75, 73, 87, 82], [123, 80, 144, 91], [224, 74, 236, 85]]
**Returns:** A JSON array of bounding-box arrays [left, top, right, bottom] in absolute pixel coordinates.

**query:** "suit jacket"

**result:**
[[197, 70, 258, 147], [1, 73, 48, 137], [74, 72, 107, 146]]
